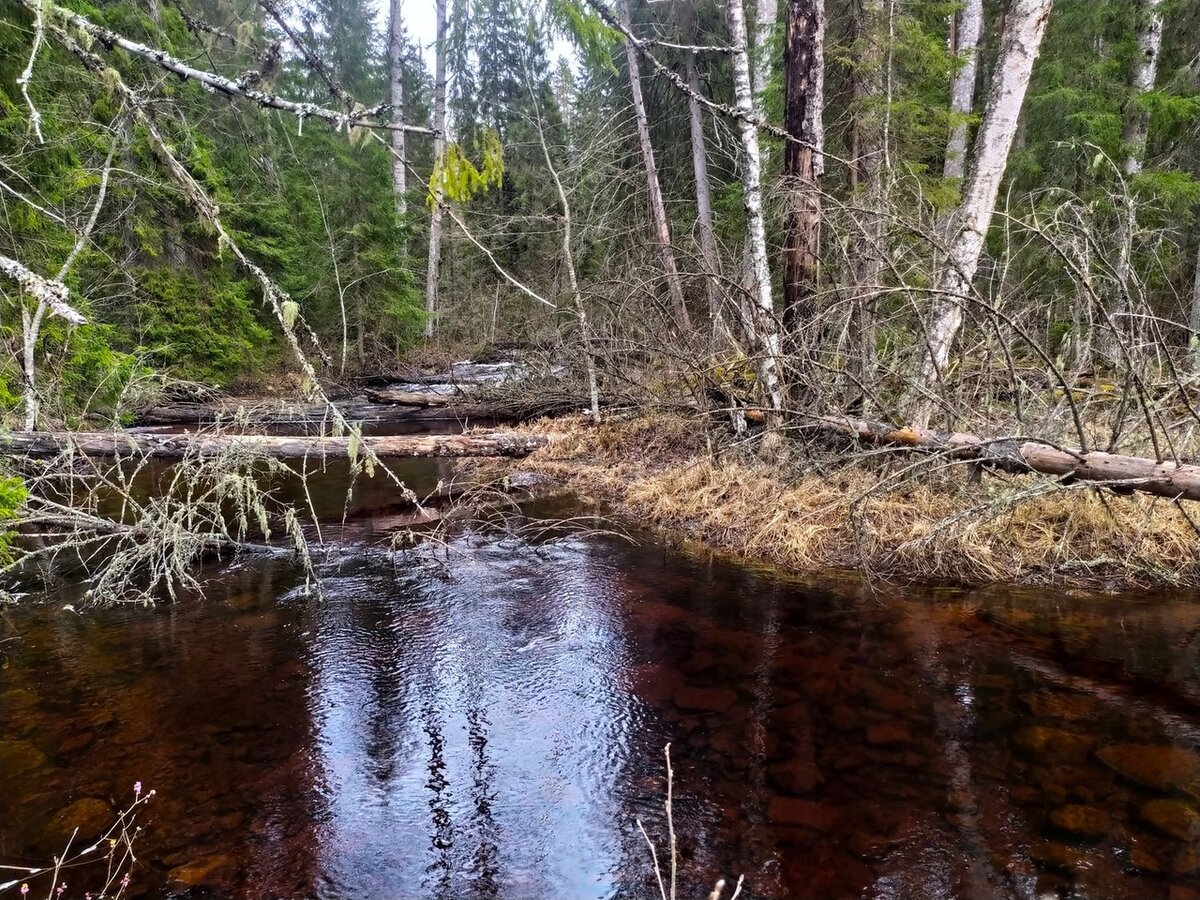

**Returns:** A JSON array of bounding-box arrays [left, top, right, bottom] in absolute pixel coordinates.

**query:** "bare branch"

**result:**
[[0, 252, 86, 325], [39, 1, 437, 137]]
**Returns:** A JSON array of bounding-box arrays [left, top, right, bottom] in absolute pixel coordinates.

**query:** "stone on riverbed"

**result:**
[[1049, 804, 1111, 838], [672, 685, 738, 713], [1141, 799, 1200, 841], [1096, 744, 1200, 792], [1012, 726, 1095, 764], [0, 739, 47, 779], [169, 853, 234, 887], [44, 797, 114, 846]]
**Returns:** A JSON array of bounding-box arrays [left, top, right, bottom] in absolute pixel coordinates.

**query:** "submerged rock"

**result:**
[[169, 853, 234, 887], [1019, 691, 1097, 722], [1049, 804, 1112, 838], [0, 739, 48, 778], [672, 685, 738, 713], [1141, 799, 1200, 841], [1096, 744, 1200, 792], [1029, 839, 1093, 873], [1012, 726, 1095, 764], [766, 797, 841, 831], [866, 723, 912, 746], [767, 758, 825, 795], [44, 797, 114, 846]]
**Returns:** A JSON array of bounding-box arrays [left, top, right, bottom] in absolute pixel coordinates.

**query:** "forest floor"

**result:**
[[479, 414, 1200, 594]]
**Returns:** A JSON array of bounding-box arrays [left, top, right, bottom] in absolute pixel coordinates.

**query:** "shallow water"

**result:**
[[3, 465, 1200, 898]]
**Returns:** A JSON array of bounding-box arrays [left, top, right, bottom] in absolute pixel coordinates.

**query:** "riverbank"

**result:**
[[490, 415, 1200, 593]]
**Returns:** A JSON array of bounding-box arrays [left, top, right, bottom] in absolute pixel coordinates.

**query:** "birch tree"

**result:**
[[912, 0, 1054, 427], [388, 0, 407, 217], [424, 0, 448, 339], [753, 0, 779, 111], [617, 0, 690, 331], [1108, 0, 1165, 356], [781, 0, 826, 390], [943, 0, 983, 180], [727, 0, 785, 414], [1121, 0, 1165, 177]]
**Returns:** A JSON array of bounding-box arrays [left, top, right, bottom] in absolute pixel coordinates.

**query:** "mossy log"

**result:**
[[0, 431, 548, 460]]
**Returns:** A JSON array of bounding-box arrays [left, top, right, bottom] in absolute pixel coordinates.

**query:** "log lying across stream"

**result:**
[[0, 431, 549, 460], [134, 396, 500, 426], [815, 415, 1200, 502]]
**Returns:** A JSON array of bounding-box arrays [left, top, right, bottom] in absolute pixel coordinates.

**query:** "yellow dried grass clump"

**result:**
[[512, 415, 1200, 591]]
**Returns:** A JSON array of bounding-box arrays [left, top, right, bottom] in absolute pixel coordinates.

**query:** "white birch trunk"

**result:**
[[618, 0, 690, 331], [1108, 0, 1164, 357], [943, 0, 983, 180], [753, 0, 778, 115], [1122, 0, 1164, 177], [913, 0, 1053, 427], [424, 0, 448, 340], [388, 0, 407, 217], [727, 0, 785, 414]]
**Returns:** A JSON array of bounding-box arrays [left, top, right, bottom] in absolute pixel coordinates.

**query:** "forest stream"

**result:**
[[2, 415, 1200, 899]]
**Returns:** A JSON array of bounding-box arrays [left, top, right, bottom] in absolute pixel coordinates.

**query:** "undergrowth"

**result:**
[[503, 414, 1200, 591]]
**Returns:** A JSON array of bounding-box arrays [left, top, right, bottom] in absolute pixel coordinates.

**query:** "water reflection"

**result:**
[[2, 519, 1200, 898]]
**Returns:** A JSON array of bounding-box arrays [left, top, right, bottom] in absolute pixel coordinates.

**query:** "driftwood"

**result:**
[[0, 431, 548, 460], [813, 415, 1200, 502]]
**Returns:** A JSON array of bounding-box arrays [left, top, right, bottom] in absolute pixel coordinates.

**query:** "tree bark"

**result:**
[[815, 414, 1200, 502], [912, 0, 1052, 427], [1108, 0, 1164, 357], [388, 0, 407, 217], [1190, 222, 1200, 372], [685, 52, 722, 331], [848, 0, 886, 408], [727, 0, 785, 415], [424, 0, 448, 339], [617, 0, 690, 332], [0, 431, 549, 460], [781, 0, 826, 394], [943, 0, 983, 180], [753, 0, 779, 112], [1122, 0, 1164, 177]]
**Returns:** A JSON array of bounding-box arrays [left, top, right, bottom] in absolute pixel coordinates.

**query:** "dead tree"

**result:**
[[781, 0, 826, 397], [847, 0, 888, 407], [425, 0, 448, 339], [388, 0, 407, 217], [617, 0, 691, 331]]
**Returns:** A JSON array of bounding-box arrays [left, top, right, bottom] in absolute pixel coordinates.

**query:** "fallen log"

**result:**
[[365, 388, 459, 406], [812, 415, 1200, 502], [0, 431, 549, 460], [134, 397, 502, 426]]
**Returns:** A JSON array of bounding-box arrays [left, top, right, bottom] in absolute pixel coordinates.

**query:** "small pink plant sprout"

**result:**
[[133, 782, 141, 799], [19, 885, 29, 897]]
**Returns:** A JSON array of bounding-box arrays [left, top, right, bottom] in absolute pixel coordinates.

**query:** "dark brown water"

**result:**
[[3, 464, 1200, 898]]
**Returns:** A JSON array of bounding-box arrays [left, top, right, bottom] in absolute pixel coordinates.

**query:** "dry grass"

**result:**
[[497, 414, 1200, 591]]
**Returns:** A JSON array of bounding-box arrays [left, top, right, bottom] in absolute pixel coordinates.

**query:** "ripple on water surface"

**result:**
[[2, 521, 1200, 899]]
